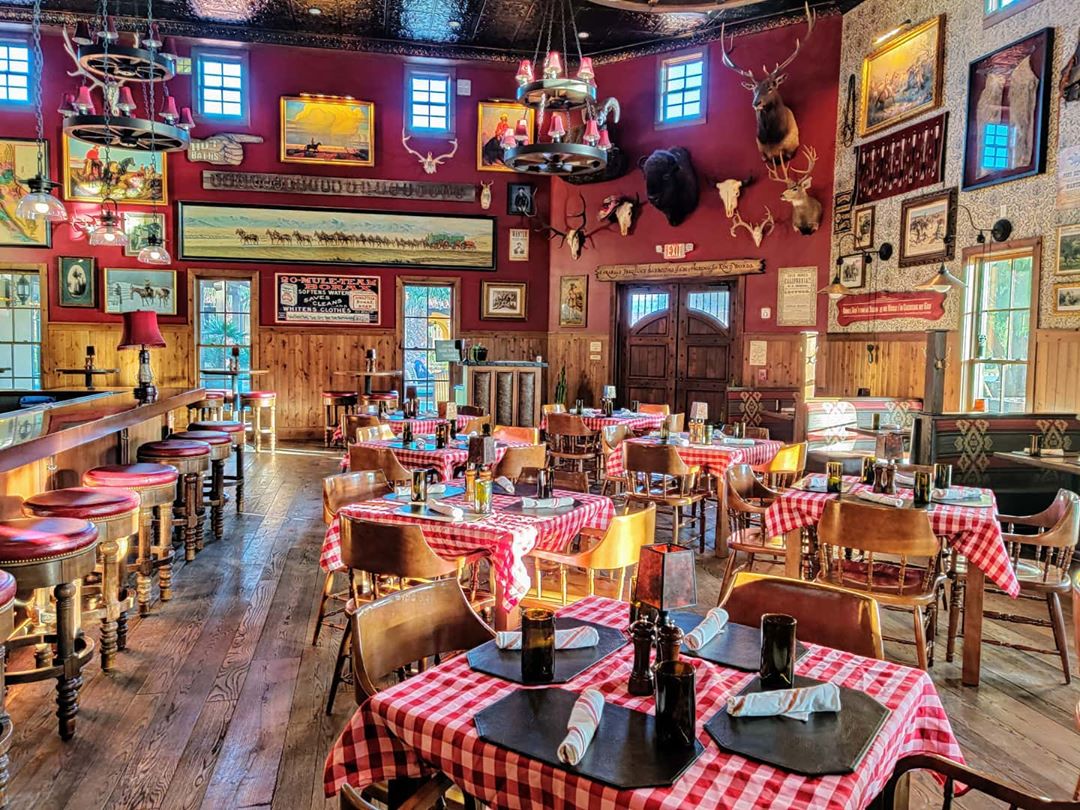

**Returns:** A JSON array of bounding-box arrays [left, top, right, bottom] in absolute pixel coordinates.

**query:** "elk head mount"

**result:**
[[533, 194, 607, 261], [597, 194, 641, 236], [720, 2, 816, 164], [730, 207, 775, 247], [640, 147, 699, 226], [767, 145, 822, 235], [715, 175, 755, 218], [401, 129, 458, 174]]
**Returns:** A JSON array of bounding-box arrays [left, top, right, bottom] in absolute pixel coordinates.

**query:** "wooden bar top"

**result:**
[[0, 387, 205, 474]]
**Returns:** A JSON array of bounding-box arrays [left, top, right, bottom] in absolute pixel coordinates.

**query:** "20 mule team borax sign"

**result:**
[[276, 274, 380, 325]]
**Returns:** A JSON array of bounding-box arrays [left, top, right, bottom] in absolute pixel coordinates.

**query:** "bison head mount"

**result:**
[[639, 147, 699, 227]]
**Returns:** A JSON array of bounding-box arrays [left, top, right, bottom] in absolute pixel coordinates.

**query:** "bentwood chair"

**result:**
[[719, 464, 788, 596], [545, 413, 601, 482], [946, 489, 1079, 683], [600, 424, 634, 497], [720, 572, 884, 659], [493, 425, 540, 444], [817, 500, 945, 670], [638, 403, 670, 417], [348, 445, 411, 484], [754, 441, 807, 488], [531, 503, 656, 604], [623, 443, 707, 552], [493, 445, 547, 482]]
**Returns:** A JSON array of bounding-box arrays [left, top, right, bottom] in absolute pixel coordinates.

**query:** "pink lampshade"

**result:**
[[576, 56, 595, 83], [118, 310, 166, 350], [144, 22, 162, 48], [514, 116, 530, 143], [117, 86, 136, 114], [161, 37, 179, 58], [99, 15, 118, 41], [543, 50, 563, 79], [515, 58, 534, 86], [160, 94, 179, 121], [500, 129, 517, 148], [75, 85, 95, 113], [547, 113, 566, 140], [179, 107, 195, 130], [597, 127, 612, 150], [583, 117, 600, 146]]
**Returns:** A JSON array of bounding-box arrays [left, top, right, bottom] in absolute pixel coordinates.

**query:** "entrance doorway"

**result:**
[[400, 281, 455, 411]]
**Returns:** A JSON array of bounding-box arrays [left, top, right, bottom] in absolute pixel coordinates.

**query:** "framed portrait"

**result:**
[[962, 28, 1053, 191], [839, 254, 866, 288], [859, 16, 944, 136], [559, 275, 588, 328], [853, 206, 875, 249], [57, 257, 96, 308], [103, 268, 177, 315], [508, 228, 529, 262], [0, 138, 51, 248], [280, 95, 375, 167], [507, 183, 536, 216], [898, 188, 956, 267], [477, 101, 533, 172], [1053, 282, 1080, 314], [481, 281, 527, 319], [63, 135, 167, 205], [1057, 224, 1080, 275], [833, 189, 854, 235], [122, 212, 166, 257]]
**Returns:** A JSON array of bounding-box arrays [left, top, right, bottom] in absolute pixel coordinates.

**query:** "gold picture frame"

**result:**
[[62, 134, 168, 206], [481, 281, 527, 319], [0, 138, 51, 247], [280, 95, 375, 167], [103, 268, 178, 315], [1052, 281, 1080, 314], [476, 101, 534, 172], [559, 275, 588, 328], [859, 16, 945, 137]]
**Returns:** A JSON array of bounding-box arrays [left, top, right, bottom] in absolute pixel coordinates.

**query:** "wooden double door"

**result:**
[[617, 282, 736, 419]]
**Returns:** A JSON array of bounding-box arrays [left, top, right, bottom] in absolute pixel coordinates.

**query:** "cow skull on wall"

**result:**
[[715, 176, 754, 218], [532, 193, 606, 261], [597, 194, 641, 236], [401, 129, 458, 174]]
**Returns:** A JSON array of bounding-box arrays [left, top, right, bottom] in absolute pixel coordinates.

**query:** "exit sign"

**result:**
[[656, 242, 694, 260]]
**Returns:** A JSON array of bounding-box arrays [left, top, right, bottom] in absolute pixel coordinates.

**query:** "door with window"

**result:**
[[196, 276, 253, 393], [0, 268, 42, 389], [401, 282, 454, 411]]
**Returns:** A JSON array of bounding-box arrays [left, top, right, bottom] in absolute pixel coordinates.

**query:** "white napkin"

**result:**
[[557, 689, 605, 765], [494, 626, 600, 651], [856, 490, 905, 508], [428, 483, 447, 495], [668, 437, 690, 447], [933, 487, 982, 502], [521, 496, 574, 509], [727, 682, 841, 722], [685, 608, 729, 651], [894, 473, 914, 488], [494, 475, 515, 494], [720, 438, 756, 447], [426, 501, 464, 520], [1041, 448, 1065, 457]]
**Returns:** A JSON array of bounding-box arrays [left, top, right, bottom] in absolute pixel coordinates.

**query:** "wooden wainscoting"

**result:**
[[816, 332, 927, 399], [740, 332, 815, 390], [460, 331, 547, 362], [547, 332, 610, 405], [44, 322, 195, 390], [1032, 330, 1080, 413]]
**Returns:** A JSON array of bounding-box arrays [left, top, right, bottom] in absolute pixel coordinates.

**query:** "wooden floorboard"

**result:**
[[1, 445, 1077, 809]]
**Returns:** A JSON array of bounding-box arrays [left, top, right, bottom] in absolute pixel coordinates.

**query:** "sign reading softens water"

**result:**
[[835, 291, 945, 327], [275, 273, 380, 325]]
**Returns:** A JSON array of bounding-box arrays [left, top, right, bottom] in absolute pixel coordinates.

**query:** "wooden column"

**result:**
[[923, 330, 948, 415]]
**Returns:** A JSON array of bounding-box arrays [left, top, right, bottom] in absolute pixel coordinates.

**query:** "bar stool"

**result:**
[[322, 390, 358, 447], [170, 430, 231, 542], [138, 440, 211, 562], [22, 487, 140, 672], [240, 391, 277, 453], [187, 391, 225, 422], [0, 568, 14, 806], [206, 388, 236, 419], [0, 517, 98, 740], [83, 463, 178, 615], [188, 420, 246, 513], [359, 389, 399, 412]]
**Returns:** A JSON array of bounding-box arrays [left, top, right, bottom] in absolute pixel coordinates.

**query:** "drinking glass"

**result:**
[[933, 463, 952, 490], [630, 400, 640, 413], [521, 608, 556, 683], [410, 469, 428, 504], [759, 613, 797, 691], [654, 660, 696, 748], [826, 461, 844, 494], [861, 455, 876, 485]]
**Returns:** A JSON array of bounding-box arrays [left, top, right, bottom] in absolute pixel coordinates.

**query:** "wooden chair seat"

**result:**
[[837, 560, 943, 603], [624, 442, 707, 552], [728, 526, 785, 554], [720, 464, 789, 595]]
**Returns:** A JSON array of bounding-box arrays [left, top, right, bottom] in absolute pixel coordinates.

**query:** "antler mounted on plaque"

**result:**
[[730, 207, 775, 247], [401, 129, 458, 175]]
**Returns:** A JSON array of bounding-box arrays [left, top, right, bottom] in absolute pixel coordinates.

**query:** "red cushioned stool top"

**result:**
[[0, 569, 15, 609], [83, 463, 179, 488], [0, 518, 99, 563], [366, 393, 398, 401], [199, 391, 226, 401], [241, 390, 276, 400], [188, 420, 245, 434], [24, 487, 140, 519], [322, 391, 358, 399], [171, 430, 231, 445], [204, 389, 235, 401], [139, 439, 212, 458]]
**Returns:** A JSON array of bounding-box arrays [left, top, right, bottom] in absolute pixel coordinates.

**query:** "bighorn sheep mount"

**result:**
[[767, 145, 823, 235], [597, 194, 641, 236], [532, 194, 607, 261], [401, 129, 458, 174]]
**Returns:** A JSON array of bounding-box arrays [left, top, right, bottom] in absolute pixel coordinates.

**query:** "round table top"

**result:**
[[200, 368, 269, 376], [332, 370, 403, 377]]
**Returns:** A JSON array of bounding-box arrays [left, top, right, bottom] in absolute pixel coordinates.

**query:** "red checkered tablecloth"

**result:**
[[333, 413, 472, 444], [606, 438, 783, 478], [324, 596, 964, 808], [764, 477, 1020, 597], [344, 438, 527, 481], [541, 411, 666, 433], [321, 489, 615, 612]]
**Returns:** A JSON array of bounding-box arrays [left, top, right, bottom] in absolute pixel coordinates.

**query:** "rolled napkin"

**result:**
[[894, 472, 914, 488], [720, 438, 756, 447], [856, 490, 905, 508], [493, 475, 515, 494], [426, 501, 464, 520], [428, 483, 447, 495], [494, 625, 600, 651], [727, 682, 841, 722], [557, 688, 606, 765], [669, 437, 690, 447], [685, 607, 729, 651], [521, 496, 574, 509], [1041, 448, 1065, 457], [933, 486, 983, 502]]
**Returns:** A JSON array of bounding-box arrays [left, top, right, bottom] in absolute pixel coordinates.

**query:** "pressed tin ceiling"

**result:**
[[0, 0, 857, 61]]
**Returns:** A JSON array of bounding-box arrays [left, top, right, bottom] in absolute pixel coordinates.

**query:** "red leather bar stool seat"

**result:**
[[188, 420, 245, 441], [139, 440, 211, 563], [242, 390, 276, 402], [139, 439, 212, 458], [187, 421, 246, 514], [171, 431, 231, 544], [171, 430, 231, 459], [0, 517, 99, 741], [83, 463, 178, 489], [23, 487, 140, 520], [240, 391, 277, 453], [322, 391, 358, 448], [205, 388, 234, 402], [322, 390, 357, 399]]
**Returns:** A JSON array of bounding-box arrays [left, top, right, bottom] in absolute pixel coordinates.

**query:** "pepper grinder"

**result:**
[[655, 614, 684, 664], [628, 619, 656, 696]]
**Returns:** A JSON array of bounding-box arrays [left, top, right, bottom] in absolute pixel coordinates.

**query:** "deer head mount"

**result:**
[[730, 207, 775, 247], [767, 144, 822, 235], [401, 129, 458, 174], [533, 193, 606, 260], [597, 194, 641, 236], [715, 175, 755, 218], [720, 2, 815, 164]]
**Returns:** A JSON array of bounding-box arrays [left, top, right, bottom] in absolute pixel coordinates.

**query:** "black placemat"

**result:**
[[668, 612, 808, 672], [474, 687, 704, 790], [499, 497, 582, 517], [930, 490, 995, 508], [466, 618, 627, 685], [705, 675, 889, 776], [382, 485, 465, 503]]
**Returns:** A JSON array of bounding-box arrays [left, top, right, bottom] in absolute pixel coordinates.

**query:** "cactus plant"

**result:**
[[554, 366, 567, 406]]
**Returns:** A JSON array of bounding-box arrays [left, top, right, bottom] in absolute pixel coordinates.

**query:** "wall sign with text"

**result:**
[[275, 273, 380, 325], [835, 290, 945, 327]]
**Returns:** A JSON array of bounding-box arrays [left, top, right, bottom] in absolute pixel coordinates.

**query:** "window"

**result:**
[[402, 283, 454, 411], [193, 49, 247, 120], [981, 123, 1010, 171], [984, 0, 1043, 23], [196, 276, 253, 394], [658, 52, 706, 126], [686, 290, 730, 327], [628, 292, 670, 327], [0, 268, 42, 389], [961, 247, 1036, 413], [0, 38, 30, 104], [406, 67, 453, 134]]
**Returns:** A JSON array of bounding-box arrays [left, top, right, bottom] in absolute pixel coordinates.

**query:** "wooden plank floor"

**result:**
[[4, 445, 1078, 809]]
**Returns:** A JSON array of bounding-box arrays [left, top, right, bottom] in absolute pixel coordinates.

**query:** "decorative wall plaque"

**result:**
[[187, 134, 264, 165], [835, 290, 946, 327], [595, 259, 763, 282], [854, 113, 948, 204], [776, 266, 818, 327], [201, 170, 476, 202]]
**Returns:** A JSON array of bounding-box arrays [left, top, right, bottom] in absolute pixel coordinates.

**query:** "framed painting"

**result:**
[[508, 228, 529, 261], [962, 28, 1053, 191], [853, 206, 875, 249], [57, 257, 96, 308], [899, 188, 956, 267], [839, 254, 866, 288], [179, 202, 496, 270], [104, 268, 177, 315], [122, 212, 166, 257], [0, 138, 51, 247], [559, 275, 587, 328], [1053, 281, 1080, 314], [63, 135, 167, 205], [1057, 224, 1080, 275], [481, 281, 527, 319], [859, 16, 944, 136], [477, 101, 533, 172], [280, 95, 375, 167]]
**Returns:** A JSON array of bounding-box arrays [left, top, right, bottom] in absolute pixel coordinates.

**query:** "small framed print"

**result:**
[[508, 228, 529, 262], [1055, 224, 1080, 275], [1053, 281, 1080, 313], [899, 187, 956, 267], [508, 183, 536, 216], [839, 254, 866, 288], [853, 206, 875, 249], [559, 274, 588, 327], [481, 281, 527, 319], [104, 267, 177, 315], [58, 257, 96, 308], [123, 212, 165, 257]]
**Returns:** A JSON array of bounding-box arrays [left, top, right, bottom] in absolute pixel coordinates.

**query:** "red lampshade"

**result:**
[[576, 56, 595, 83], [597, 127, 612, 150], [161, 94, 179, 121], [547, 113, 566, 140], [583, 117, 600, 146], [117, 86, 136, 114], [635, 543, 697, 612], [75, 85, 95, 114], [515, 58, 534, 86], [543, 50, 563, 78], [179, 106, 195, 130], [118, 310, 166, 350]]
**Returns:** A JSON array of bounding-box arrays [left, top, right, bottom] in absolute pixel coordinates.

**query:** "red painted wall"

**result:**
[[548, 14, 842, 335], [2, 33, 551, 330]]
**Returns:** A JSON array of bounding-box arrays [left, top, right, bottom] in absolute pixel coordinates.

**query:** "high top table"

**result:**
[[199, 368, 269, 399], [332, 370, 403, 397], [53, 366, 120, 390]]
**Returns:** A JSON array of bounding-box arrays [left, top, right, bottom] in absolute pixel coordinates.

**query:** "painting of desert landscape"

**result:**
[[179, 202, 496, 269], [0, 138, 50, 247], [281, 96, 374, 167], [860, 16, 943, 135]]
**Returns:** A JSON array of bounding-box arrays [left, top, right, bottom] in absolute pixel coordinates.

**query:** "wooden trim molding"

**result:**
[[187, 266, 262, 381]]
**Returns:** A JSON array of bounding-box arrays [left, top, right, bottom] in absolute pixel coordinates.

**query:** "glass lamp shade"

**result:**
[[467, 435, 497, 467], [636, 543, 697, 612], [137, 233, 171, 265], [602, 385, 617, 400], [818, 273, 850, 301], [89, 219, 127, 246], [118, 309, 166, 350], [915, 264, 965, 293], [16, 175, 68, 222]]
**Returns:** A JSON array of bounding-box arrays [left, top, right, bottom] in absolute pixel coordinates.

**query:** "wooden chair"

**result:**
[[719, 463, 789, 596], [638, 403, 670, 417], [462, 415, 492, 435], [542, 403, 566, 416], [754, 441, 807, 488], [545, 413, 600, 482], [493, 425, 540, 444], [518, 468, 590, 493], [531, 503, 656, 605], [623, 442, 708, 552], [719, 572, 884, 660], [348, 445, 411, 484], [458, 405, 487, 417], [340, 780, 455, 810], [600, 424, 633, 497], [666, 413, 685, 433], [946, 489, 1079, 683], [493, 445, 547, 482], [1073, 571, 1080, 681], [344, 413, 381, 443], [816, 500, 945, 670], [743, 426, 770, 440]]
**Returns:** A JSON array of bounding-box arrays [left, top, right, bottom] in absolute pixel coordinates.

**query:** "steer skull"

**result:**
[[715, 176, 754, 218], [597, 194, 641, 236]]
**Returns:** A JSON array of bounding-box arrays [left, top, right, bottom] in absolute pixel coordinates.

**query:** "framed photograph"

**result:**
[[178, 202, 497, 270], [0, 138, 51, 247], [481, 281, 527, 319], [559, 275, 588, 328], [508, 183, 536, 216], [899, 188, 957, 267], [57, 257, 96, 308], [962, 28, 1053, 191], [1057, 224, 1080, 275], [508, 228, 529, 261], [839, 254, 867, 288], [280, 95, 375, 167], [1053, 281, 1080, 313], [122, 212, 166, 257], [104, 268, 177, 315], [477, 101, 533, 172], [853, 206, 875, 249], [63, 135, 167, 205], [859, 16, 944, 136]]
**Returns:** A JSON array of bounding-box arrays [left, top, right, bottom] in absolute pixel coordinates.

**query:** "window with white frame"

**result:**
[[193, 49, 247, 120], [0, 269, 42, 389], [0, 38, 30, 104], [406, 67, 453, 134], [658, 52, 706, 125], [984, 0, 1043, 22]]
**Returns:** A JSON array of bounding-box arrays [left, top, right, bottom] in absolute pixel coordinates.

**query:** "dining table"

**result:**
[[333, 412, 473, 444], [541, 409, 667, 433], [345, 436, 528, 481], [764, 475, 1019, 687], [323, 595, 964, 808]]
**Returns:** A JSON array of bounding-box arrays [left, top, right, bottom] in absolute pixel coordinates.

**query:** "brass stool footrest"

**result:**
[[6, 634, 95, 684]]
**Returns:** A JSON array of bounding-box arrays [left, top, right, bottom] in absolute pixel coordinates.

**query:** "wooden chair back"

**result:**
[[458, 405, 486, 417], [763, 441, 807, 487], [638, 403, 670, 417], [344, 413, 381, 442], [553, 470, 589, 492], [462, 416, 491, 435], [322, 470, 390, 524], [348, 445, 411, 484], [724, 463, 779, 541], [493, 425, 540, 444], [542, 403, 566, 415], [355, 425, 383, 442], [1001, 489, 1080, 585], [601, 424, 633, 458], [546, 413, 599, 458], [744, 426, 770, 440], [339, 517, 456, 581], [624, 442, 695, 497], [581, 503, 656, 571], [494, 445, 547, 482]]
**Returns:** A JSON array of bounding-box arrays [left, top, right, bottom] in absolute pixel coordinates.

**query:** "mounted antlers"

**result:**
[[767, 145, 822, 235], [401, 129, 458, 175], [533, 193, 606, 260], [720, 2, 815, 164], [730, 207, 775, 247], [63, 26, 120, 114]]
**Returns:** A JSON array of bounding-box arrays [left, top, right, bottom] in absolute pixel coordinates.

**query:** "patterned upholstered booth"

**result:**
[[796, 397, 923, 471], [725, 388, 800, 444]]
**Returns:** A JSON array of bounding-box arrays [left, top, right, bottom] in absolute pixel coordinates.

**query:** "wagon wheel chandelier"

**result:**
[[501, 0, 614, 177]]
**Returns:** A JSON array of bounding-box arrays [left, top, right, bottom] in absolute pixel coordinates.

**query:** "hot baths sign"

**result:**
[[835, 290, 946, 327]]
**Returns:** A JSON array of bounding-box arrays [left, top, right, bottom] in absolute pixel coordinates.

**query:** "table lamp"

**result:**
[[636, 543, 697, 662], [118, 309, 166, 404]]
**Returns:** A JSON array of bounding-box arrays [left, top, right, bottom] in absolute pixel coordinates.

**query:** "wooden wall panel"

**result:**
[[1033, 330, 1080, 414], [740, 333, 808, 388], [547, 333, 610, 405], [816, 333, 927, 400], [44, 323, 194, 390]]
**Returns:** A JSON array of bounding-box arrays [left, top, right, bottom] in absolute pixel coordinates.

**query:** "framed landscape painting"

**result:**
[[63, 136, 167, 205], [0, 138, 51, 247], [859, 16, 944, 136], [178, 202, 497, 270], [1053, 281, 1080, 314], [58, 257, 95, 308], [477, 101, 533, 172], [1057, 224, 1080, 274], [280, 95, 375, 167], [481, 281, 526, 319], [898, 188, 956, 267], [123, 212, 166, 257], [104, 268, 177, 315]]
